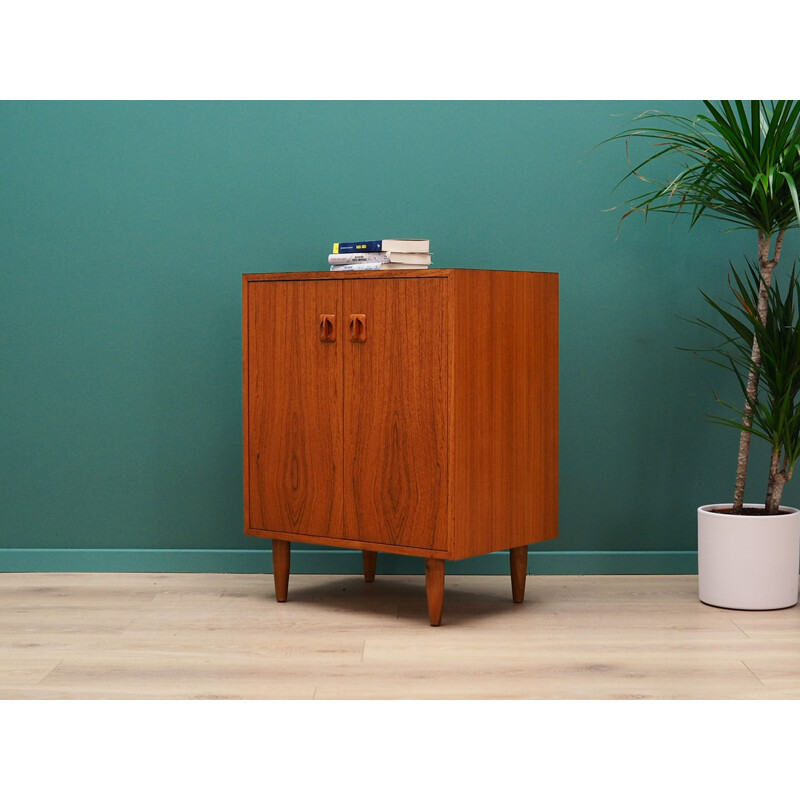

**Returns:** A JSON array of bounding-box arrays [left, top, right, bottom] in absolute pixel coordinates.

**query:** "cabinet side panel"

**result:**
[[243, 276, 251, 533], [245, 279, 344, 539], [452, 271, 558, 558]]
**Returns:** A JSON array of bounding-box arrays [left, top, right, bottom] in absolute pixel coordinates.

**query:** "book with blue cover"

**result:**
[[333, 238, 430, 254]]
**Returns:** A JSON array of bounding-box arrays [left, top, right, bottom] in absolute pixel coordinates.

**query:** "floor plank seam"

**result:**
[[740, 659, 765, 686], [731, 620, 750, 639], [37, 658, 64, 685]]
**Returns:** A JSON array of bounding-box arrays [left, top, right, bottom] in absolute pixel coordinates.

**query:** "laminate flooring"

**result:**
[[1, 572, 799, 699]]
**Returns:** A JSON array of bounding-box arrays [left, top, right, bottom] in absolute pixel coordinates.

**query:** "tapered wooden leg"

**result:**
[[272, 539, 290, 602], [510, 545, 528, 603], [425, 558, 445, 626], [362, 550, 377, 582]]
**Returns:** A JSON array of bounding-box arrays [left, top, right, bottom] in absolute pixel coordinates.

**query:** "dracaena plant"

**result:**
[[603, 100, 800, 512], [690, 260, 800, 513]]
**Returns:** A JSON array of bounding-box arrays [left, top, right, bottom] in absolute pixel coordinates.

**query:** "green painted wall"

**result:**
[[2, 100, 797, 573]]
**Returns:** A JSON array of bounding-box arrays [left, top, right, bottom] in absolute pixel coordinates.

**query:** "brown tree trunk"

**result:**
[[766, 449, 791, 514], [732, 230, 786, 512]]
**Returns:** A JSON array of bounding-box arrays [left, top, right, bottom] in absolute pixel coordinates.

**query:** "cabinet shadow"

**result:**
[[263, 574, 531, 625]]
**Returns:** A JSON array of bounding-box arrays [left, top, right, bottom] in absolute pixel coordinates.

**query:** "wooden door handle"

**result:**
[[319, 314, 336, 343], [349, 314, 366, 343]]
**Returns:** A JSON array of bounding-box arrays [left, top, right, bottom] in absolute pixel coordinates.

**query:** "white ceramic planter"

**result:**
[[698, 503, 800, 610]]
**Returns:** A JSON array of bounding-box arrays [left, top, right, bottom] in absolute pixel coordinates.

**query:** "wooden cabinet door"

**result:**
[[245, 279, 344, 539], [343, 278, 449, 551]]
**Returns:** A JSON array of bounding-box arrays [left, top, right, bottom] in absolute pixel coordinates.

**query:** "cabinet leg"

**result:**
[[272, 539, 290, 602], [362, 550, 377, 582], [425, 558, 445, 626], [510, 545, 528, 603]]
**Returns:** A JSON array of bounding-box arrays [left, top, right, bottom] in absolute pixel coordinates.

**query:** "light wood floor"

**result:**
[[1, 572, 799, 699]]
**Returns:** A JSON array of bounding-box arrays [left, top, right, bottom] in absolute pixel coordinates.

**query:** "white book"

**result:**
[[330, 263, 384, 271], [329, 262, 429, 272], [329, 251, 432, 266], [385, 251, 431, 265], [329, 252, 390, 266]]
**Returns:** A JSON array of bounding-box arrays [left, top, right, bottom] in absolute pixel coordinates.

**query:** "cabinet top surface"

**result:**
[[243, 268, 556, 282]]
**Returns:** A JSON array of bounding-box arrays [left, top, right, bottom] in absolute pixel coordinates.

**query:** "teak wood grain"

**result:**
[[449, 269, 558, 558], [245, 279, 344, 539], [242, 269, 558, 624], [343, 277, 448, 552]]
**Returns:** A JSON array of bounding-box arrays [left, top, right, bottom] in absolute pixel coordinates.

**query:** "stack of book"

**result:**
[[328, 238, 432, 271]]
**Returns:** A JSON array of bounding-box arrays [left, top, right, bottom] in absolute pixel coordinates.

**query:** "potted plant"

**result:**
[[692, 260, 800, 609], [602, 100, 800, 608]]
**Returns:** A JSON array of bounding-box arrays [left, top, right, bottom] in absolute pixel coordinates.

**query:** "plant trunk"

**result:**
[[732, 230, 786, 512], [766, 449, 791, 514]]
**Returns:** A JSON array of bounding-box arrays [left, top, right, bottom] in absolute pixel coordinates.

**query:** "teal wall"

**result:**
[[2, 100, 797, 573]]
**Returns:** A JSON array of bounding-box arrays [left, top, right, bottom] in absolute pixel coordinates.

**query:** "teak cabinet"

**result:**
[[242, 268, 558, 625]]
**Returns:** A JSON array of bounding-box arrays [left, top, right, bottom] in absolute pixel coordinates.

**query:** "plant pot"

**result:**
[[697, 503, 800, 610]]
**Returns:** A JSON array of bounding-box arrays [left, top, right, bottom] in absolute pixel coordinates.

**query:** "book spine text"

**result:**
[[329, 252, 390, 265], [333, 240, 383, 254]]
